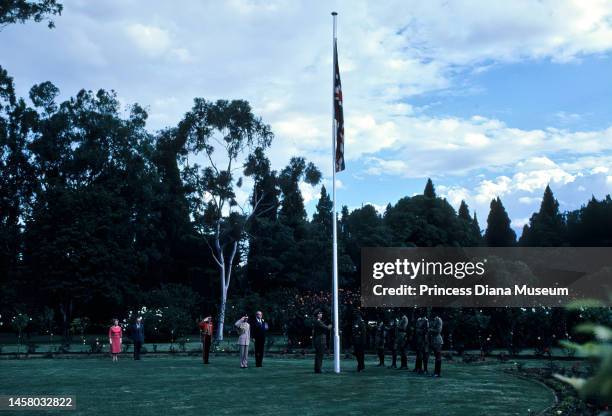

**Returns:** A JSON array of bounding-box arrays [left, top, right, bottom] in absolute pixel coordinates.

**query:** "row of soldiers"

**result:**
[[351, 310, 444, 377]]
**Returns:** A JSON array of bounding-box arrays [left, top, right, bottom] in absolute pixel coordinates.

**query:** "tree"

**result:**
[[457, 200, 483, 246], [519, 185, 566, 246], [484, 197, 516, 247], [0, 0, 63, 30], [424, 178, 436, 198], [180, 99, 273, 340], [567, 195, 612, 246], [23, 85, 158, 333], [312, 185, 332, 235]]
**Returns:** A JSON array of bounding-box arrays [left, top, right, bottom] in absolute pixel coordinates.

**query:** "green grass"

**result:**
[[0, 356, 555, 416]]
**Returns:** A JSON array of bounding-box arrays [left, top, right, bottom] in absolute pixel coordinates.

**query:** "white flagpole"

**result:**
[[331, 11, 341, 374]]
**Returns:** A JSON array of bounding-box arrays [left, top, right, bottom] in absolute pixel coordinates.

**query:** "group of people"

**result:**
[[107, 316, 145, 362], [107, 309, 444, 378], [229, 311, 269, 368], [346, 309, 444, 377]]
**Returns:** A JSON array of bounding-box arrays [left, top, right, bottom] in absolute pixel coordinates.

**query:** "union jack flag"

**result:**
[[334, 40, 345, 172]]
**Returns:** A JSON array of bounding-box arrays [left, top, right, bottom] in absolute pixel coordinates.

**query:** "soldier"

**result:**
[[352, 310, 367, 372], [413, 315, 429, 374], [386, 317, 397, 368], [374, 320, 386, 366], [429, 314, 443, 377], [312, 310, 331, 374], [396, 312, 409, 369]]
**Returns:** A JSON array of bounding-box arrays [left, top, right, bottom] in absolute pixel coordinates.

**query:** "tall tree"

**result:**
[[519, 185, 566, 246], [180, 99, 273, 340], [312, 185, 333, 235], [484, 197, 516, 247], [424, 178, 436, 198], [0, 67, 38, 312], [457, 200, 483, 246]]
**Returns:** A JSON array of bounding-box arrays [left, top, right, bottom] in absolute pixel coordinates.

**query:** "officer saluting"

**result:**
[[312, 310, 331, 374]]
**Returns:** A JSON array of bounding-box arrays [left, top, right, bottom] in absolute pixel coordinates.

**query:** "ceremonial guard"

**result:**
[[429, 314, 443, 377], [374, 320, 386, 367], [396, 312, 409, 369], [312, 310, 331, 373], [352, 310, 367, 372], [414, 315, 429, 374], [386, 317, 397, 368]]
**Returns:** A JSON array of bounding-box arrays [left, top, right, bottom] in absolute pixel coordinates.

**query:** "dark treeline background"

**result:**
[[0, 68, 612, 348]]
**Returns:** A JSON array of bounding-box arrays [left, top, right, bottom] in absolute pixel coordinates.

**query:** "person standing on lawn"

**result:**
[[413, 314, 429, 374], [251, 310, 268, 367], [130, 316, 145, 360], [429, 314, 443, 377], [312, 310, 331, 374], [375, 319, 386, 367], [199, 316, 214, 364], [235, 314, 251, 368], [352, 310, 367, 372], [108, 318, 122, 362], [396, 312, 410, 369]]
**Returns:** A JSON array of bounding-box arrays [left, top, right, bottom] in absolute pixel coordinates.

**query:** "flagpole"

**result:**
[[331, 10, 341, 374]]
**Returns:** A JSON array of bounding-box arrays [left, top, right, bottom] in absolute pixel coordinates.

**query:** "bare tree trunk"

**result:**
[[217, 263, 226, 341], [215, 240, 237, 341]]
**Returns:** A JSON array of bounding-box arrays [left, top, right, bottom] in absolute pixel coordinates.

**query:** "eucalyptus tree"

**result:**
[[179, 99, 272, 339]]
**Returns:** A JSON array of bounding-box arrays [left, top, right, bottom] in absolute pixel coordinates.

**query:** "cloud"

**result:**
[[125, 23, 171, 57], [2, 0, 612, 225]]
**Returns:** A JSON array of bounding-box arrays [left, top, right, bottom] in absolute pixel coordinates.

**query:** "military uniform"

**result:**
[[413, 317, 429, 374], [429, 316, 443, 377], [396, 314, 409, 369], [313, 318, 330, 373], [352, 315, 367, 372], [374, 321, 386, 366], [386, 318, 397, 368]]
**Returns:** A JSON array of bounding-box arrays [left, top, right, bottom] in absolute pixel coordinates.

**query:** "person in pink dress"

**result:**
[[108, 319, 122, 362]]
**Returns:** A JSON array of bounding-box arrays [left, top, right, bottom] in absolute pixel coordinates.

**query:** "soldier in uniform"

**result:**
[[374, 319, 386, 366], [396, 312, 410, 369], [352, 310, 367, 372], [413, 314, 429, 374], [386, 316, 397, 368], [312, 310, 331, 374], [429, 314, 443, 377]]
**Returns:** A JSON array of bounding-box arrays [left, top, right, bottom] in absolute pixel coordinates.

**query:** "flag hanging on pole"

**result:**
[[331, 11, 342, 374], [333, 40, 345, 173]]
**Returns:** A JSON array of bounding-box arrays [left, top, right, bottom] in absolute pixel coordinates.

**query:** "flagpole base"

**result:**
[[333, 334, 341, 373]]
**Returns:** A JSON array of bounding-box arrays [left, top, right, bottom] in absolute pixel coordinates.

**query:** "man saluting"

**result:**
[[251, 310, 268, 367]]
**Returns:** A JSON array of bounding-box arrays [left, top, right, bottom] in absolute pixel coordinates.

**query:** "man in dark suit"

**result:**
[[251, 310, 268, 367], [130, 316, 145, 360]]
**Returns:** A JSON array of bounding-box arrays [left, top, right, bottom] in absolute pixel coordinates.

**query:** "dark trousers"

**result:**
[[377, 348, 385, 365], [202, 334, 211, 364], [314, 346, 324, 373], [133, 341, 142, 360], [354, 345, 365, 371], [390, 348, 397, 367], [414, 348, 429, 372], [433, 350, 442, 376], [254, 337, 265, 367]]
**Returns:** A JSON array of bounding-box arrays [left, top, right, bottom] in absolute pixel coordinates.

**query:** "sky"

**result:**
[[2, 0, 612, 233]]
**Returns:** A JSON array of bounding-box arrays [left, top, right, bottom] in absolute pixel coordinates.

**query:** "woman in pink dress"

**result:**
[[108, 319, 122, 362]]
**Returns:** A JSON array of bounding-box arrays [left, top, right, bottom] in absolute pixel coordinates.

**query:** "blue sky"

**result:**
[[1, 0, 612, 233]]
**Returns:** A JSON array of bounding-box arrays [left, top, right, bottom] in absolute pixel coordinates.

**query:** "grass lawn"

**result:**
[[0, 355, 555, 416]]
